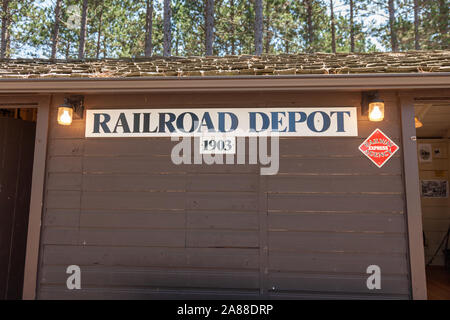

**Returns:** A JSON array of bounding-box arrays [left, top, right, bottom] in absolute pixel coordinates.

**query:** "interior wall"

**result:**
[[0, 108, 37, 122], [418, 139, 450, 266]]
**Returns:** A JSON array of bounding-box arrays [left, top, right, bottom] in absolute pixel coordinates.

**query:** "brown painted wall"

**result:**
[[36, 91, 411, 299]]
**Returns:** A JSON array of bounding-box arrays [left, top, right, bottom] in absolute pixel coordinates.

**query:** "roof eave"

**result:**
[[0, 72, 449, 93]]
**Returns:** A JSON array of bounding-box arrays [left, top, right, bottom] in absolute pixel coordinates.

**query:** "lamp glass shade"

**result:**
[[415, 117, 423, 128], [368, 102, 385, 122], [57, 107, 73, 126]]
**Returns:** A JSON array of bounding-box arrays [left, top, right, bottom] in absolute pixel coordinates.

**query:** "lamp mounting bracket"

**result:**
[[361, 91, 381, 116], [64, 95, 84, 119]]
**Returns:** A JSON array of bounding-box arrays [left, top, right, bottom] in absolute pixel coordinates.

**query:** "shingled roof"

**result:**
[[1, 50, 449, 79]]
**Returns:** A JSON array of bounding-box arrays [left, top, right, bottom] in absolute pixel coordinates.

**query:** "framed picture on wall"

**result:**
[[418, 144, 432, 163], [421, 180, 449, 198], [433, 146, 444, 158]]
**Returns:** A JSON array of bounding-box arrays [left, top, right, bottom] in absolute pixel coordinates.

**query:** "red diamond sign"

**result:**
[[359, 129, 399, 168]]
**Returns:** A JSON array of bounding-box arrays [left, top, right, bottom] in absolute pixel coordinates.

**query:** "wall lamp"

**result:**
[[415, 117, 423, 128], [57, 96, 84, 126], [361, 91, 385, 122]]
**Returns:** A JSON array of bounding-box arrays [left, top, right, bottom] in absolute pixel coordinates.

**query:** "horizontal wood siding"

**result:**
[[37, 92, 411, 299]]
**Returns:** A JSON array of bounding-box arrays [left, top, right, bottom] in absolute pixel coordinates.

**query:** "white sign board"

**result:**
[[85, 108, 358, 137]]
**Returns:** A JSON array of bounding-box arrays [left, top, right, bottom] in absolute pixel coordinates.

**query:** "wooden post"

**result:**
[[400, 95, 427, 300], [22, 96, 51, 300]]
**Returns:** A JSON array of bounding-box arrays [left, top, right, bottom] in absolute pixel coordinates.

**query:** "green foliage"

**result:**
[[421, 0, 449, 49], [2, 0, 449, 59], [367, 0, 448, 51]]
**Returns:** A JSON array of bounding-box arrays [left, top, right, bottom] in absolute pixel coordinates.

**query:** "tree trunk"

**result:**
[[163, 0, 171, 57], [230, 0, 235, 55], [5, 26, 9, 57], [1, 0, 10, 59], [413, 0, 420, 50], [175, 30, 179, 56], [103, 32, 107, 58], [330, 0, 336, 53], [51, 0, 62, 59], [145, 0, 153, 57], [78, 0, 89, 59], [96, 3, 104, 59], [65, 41, 70, 60], [388, 0, 398, 52], [350, 0, 355, 52], [254, 0, 263, 55], [306, 0, 313, 52], [438, 0, 449, 49], [205, 0, 214, 56], [264, 0, 271, 54]]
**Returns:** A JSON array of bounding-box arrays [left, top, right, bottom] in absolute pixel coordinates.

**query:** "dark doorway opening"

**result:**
[[0, 107, 37, 300], [414, 102, 450, 300]]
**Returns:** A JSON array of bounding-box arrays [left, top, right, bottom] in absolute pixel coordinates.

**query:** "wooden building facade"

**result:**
[[0, 52, 449, 299]]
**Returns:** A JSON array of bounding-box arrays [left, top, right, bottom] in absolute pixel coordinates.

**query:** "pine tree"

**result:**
[[413, 0, 420, 50], [1, 0, 11, 58], [388, 0, 398, 52], [254, 0, 263, 55], [145, 0, 153, 56], [263, 0, 270, 53], [50, 0, 62, 59], [163, 0, 171, 56], [230, 0, 236, 54], [205, 0, 214, 55], [330, 0, 336, 53], [350, 0, 355, 52], [437, 0, 449, 48], [1, 0, 448, 59], [78, 0, 89, 59], [95, 0, 105, 59], [305, 0, 314, 52]]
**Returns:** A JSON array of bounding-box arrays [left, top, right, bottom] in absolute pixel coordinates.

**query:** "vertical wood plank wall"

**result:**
[[36, 91, 411, 299]]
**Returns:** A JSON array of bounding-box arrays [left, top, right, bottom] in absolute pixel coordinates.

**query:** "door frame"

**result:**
[[399, 94, 428, 300], [0, 95, 50, 300]]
